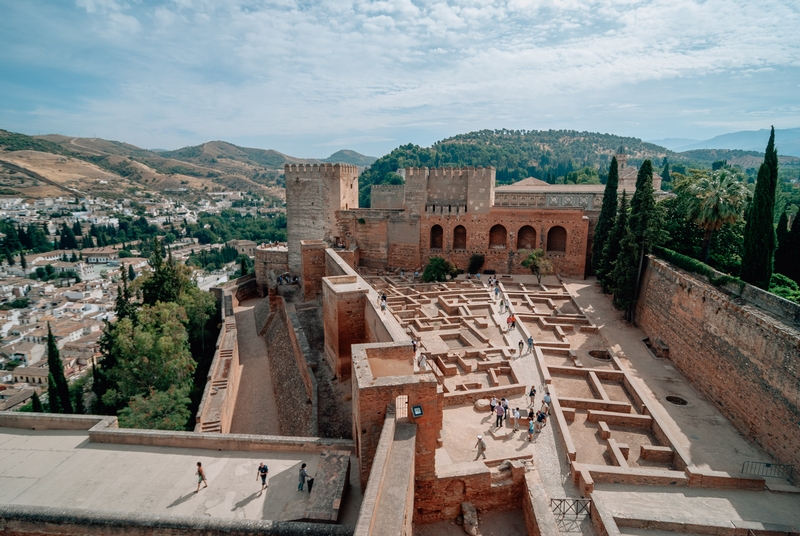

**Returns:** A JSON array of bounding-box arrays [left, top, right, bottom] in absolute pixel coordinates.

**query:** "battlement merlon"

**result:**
[[284, 163, 360, 174]]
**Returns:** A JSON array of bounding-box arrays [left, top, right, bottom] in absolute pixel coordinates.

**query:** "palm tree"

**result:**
[[679, 169, 750, 262]]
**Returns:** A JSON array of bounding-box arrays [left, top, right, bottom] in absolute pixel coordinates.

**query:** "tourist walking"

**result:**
[[494, 286, 500, 300], [298, 463, 308, 491], [489, 396, 497, 415], [543, 392, 551, 406], [411, 339, 417, 353], [513, 408, 521, 431], [475, 435, 487, 460], [528, 386, 536, 407], [501, 398, 509, 422], [535, 410, 547, 433], [527, 336, 533, 354], [494, 403, 505, 428], [257, 462, 269, 492], [499, 300, 505, 313], [528, 417, 535, 441], [518, 340, 524, 356], [195, 462, 208, 493]]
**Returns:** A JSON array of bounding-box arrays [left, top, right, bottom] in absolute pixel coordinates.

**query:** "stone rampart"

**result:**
[[636, 257, 800, 478], [255, 245, 289, 293], [194, 312, 241, 434], [263, 297, 316, 436], [0, 501, 353, 536]]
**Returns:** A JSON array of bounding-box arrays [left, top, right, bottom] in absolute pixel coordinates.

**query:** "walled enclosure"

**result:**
[[636, 257, 800, 478]]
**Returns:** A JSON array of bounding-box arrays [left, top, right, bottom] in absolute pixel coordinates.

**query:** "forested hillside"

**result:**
[[357, 129, 800, 207]]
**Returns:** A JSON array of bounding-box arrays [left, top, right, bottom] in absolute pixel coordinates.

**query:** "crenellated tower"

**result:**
[[285, 163, 359, 274]]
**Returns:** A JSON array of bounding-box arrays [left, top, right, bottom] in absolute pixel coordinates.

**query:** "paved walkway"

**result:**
[[229, 298, 281, 436], [0, 427, 319, 521]]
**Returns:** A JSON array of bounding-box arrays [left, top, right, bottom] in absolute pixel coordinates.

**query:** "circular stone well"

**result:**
[[588, 350, 611, 361], [666, 395, 688, 406]]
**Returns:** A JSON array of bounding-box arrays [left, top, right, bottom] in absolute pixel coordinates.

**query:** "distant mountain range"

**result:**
[[0, 129, 376, 200], [649, 128, 800, 157]]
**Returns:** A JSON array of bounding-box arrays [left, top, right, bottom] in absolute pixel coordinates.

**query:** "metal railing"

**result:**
[[741, 460, 794, 483], [551, 498, 592, 516]]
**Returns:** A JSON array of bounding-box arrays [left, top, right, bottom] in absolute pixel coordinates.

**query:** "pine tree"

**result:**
[[593, 156, 619, 278], [599, 192, 629, 293], [774, 210, 790, 277], [741, 127, 778, 289], [31, 392, 43, 412], [46, 323, 72, 413]]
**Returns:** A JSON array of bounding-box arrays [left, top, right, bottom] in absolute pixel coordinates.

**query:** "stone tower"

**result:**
[[285, 163, 359, 274]]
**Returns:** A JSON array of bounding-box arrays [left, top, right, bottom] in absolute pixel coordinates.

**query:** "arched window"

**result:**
[[430, 225, 443, 249], [453, 225, 467, 250], [489, 225, 507, 249], [517, 225, 537, 250], [547, 226, 567, 253]]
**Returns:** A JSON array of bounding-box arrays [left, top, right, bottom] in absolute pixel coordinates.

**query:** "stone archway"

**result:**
[[489, 224, 507, 249], [453, 225, 467, 250], [547, 226, 567, 253]]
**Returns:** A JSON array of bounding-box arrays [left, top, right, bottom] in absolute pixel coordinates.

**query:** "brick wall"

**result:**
[[323, 276, 367, 380], [371, 184, 405, 209], [301, 240, 327, 300], [636, 257, 800, 477]]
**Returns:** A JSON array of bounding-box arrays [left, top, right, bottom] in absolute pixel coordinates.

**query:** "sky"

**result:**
[[1, 0, 799, 158]]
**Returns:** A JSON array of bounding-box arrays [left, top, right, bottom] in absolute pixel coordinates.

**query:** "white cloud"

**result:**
[[1, 0, 798, 153]]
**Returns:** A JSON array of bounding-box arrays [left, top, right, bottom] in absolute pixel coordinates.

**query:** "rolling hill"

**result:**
[[0, 130, 375, 200]]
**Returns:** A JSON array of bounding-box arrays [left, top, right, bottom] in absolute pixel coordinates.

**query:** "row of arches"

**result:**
[[430, 224, 567, 253]]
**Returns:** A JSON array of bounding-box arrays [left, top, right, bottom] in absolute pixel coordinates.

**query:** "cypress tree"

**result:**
[[592, 156, 619, 278], [741, 127, 778, 289], [46, 323, 73, 413], [4, 248, 13, 266], [31, 392, 43, 412], [599, 192, 629, 293], [20, 252, 26, 269], [610, 225, 639, 320], [774, 210, 790, 276], [72, 221, 82, 236], [629, 159, 656, 250], [47, 374, 61, 413], [128, 264, 136, 282]]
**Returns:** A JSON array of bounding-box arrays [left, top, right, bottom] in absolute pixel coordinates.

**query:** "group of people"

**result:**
[[276, 275, 299, 285], [192, 460, 314, 496], [476, 387, 552, 458]]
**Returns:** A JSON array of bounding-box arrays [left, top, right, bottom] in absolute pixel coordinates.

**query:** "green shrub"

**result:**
[[467, 254, 485, 274]]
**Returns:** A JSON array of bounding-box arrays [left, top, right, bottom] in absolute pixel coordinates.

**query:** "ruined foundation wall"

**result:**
[[636, 257, 800, 477]]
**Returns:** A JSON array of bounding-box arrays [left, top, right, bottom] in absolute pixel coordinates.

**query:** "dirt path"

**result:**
[[229, 298, 281, 435]]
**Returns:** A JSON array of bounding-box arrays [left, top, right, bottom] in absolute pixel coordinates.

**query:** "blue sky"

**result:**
[[1, 0, 799, 157]]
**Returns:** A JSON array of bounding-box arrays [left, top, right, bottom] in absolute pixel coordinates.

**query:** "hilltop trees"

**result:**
[[741, 127, 779, 289], [592, 156, 619, 278]]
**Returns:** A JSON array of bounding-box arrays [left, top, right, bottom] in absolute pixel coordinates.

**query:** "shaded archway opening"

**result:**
[[453, 225, 467, 250], [489, 225, 507, 249], [517, 225, 537, 250], [547, 226, 567, 253], [430, 225, 443, 249]]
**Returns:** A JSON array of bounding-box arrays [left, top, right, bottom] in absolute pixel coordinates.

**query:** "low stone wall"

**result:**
[[522, 470, 560, 536], [0, 504, 353, 536], [413, 461, 527, 524], [264, 299, 315, 436], [194, 313, 241, 434]]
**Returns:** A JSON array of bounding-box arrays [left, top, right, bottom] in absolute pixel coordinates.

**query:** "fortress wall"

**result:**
[[255, 246, 289, 292], [636, 257, 800, 477], [263, 298, 315, 436], [371, 184, 405, 209], [194, 312, 240, 434], [301, 240, 327, 300]]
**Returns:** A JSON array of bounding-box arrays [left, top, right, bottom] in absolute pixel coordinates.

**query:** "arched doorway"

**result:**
[[430, 225, 443, 249], [489, 225, 507, 249], [547, 226, 567, 253], [517, 225, 537, 250], [453, 225, 467, 250]]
